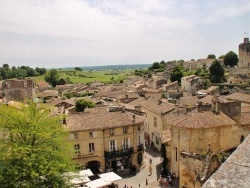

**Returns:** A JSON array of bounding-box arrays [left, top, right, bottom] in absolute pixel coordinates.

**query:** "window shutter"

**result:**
[[122, 139, 124, 150], [93, 132, 97, 137], [128, 138, 130, 148], [69, 134, 74, 140], [115, 140, 117, 150], [109, 141, 111, 152]]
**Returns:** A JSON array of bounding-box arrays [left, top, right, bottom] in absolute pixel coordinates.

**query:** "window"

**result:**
[[74, 144, 80, 154], [110, 129, 115, 136], [138, 125, 141, 131], [123, 127, 128, 134], [89, 143, 95, 152], [154, 117, 157, 127], [175, 147, 177, 161], [89, 132, 93, 137], [122, 138, 130, 150], [109, 140, 117, 151], [74, 133, 78, 139]]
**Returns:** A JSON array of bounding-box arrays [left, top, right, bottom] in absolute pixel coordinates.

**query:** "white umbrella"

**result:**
[[79, 169, 94, 177], [70, 176, 91, 185], [99, 172, 122, 182], [85, 178, 111, 188]]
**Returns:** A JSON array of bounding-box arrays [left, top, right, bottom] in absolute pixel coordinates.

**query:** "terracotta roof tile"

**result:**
[[168, 111, 236, 129], [139, 98, 175, 115], [67, 111, 145, 132], [226, 92, 250, 103]]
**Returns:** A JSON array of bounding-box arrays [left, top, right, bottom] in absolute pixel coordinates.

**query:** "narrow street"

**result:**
[[115, 146, 179, 188]]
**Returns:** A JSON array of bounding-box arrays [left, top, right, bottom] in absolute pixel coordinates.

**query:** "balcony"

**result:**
[[104, 147, 134, 159], [137, 144, 144, 152]]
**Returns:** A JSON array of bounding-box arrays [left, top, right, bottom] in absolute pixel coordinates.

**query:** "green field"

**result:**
[[28, 69, 135, 84]]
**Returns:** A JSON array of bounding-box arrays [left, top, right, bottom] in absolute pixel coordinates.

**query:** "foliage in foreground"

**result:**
[[0, 103, 73, 188]]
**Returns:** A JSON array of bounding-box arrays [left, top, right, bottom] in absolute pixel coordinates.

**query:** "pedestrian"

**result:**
[[149, 165, 152, 176]]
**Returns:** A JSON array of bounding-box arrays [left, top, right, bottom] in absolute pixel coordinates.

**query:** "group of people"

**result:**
[[159, 172, 176, 187]]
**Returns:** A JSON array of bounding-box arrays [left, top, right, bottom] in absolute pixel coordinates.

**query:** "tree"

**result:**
[[0, 102, 73, 187], [58, 78, 66, 85], [224, 51, 238, 67], [44, 69, 59, 87], [170, 66, 184, 83], [74, 67, 82, 71], [207, 54, 216, 59], [209, 60, 225, 83], [15, 68, 27, 79], [218, 55, 225, 59], [75, 99, 95, 112]]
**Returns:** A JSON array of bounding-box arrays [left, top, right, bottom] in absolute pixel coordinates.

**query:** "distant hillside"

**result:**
[[61, 64, 151, 70]]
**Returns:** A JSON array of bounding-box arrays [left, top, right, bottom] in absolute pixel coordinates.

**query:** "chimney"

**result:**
[[244, 38, 249, 44], [132, 114, 135, 122], [122, 106, 125, 113], [197, 101, 203, 112]]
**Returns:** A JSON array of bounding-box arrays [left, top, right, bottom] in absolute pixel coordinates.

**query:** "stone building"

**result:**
[[168, 109, 249, 188], [181, 75, 200, 94], [66, 108, 145, 173], [239, 37, 250, 67], [139, 98, 176, 150], [1, 79, 36, 102]]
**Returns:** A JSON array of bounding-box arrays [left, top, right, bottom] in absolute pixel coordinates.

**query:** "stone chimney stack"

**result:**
[[244, 37, 249, 44]]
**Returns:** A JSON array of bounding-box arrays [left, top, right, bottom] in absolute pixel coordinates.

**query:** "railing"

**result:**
[[104, 147, 134, 159], [137, 144, 144, 152]]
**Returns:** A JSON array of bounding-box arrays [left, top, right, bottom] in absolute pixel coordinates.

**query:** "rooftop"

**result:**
[[67, 111, 145, 132], [168, 111, 236, 129], [202, 134, 250, 188]]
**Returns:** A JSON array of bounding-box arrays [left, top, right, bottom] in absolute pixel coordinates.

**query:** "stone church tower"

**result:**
[[239, 37, 250, 67]]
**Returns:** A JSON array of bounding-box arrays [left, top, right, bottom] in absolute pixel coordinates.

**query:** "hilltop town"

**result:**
[[0, 37, 250, 188]]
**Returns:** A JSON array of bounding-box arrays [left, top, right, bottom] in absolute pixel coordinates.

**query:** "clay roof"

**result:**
[[179, 96, 200, 107], [118, 93, 140, 99], [241, 112, 250, 127], [37, 82, 51, 88], [226, 92, 250, 103], [49, 98, 75, 106], [139, 98, 175, 115], [200, 95, 214, 104], [67, 111, 145, 132], [168, 111, 236, 129]]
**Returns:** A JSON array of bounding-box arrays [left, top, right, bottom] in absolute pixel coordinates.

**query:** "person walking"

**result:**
[[149, 165, 152, 176]]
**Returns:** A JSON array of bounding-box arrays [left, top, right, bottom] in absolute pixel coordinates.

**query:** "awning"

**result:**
[[71, 176, 91, 185], [79, 169, 94, 177], [85, 178, 111, 188], [99, 172, 122, 182]]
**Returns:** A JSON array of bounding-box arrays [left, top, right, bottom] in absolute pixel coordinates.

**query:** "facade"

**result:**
[[66, 109, 145, 173], [139, 98, 175, 151], [1, 79, 36, 102], [239, 37, 250, 67], [181, 75, 200, 93]]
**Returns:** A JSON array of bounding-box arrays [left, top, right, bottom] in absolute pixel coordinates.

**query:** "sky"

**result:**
[[0, 0, 250, 68]]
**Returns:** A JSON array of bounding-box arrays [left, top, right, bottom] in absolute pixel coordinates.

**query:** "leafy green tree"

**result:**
[[224, 51, 238, 67], [209, 60, 225, 83], [218, 55, 225, 59], [64, 92, 73, 99], [44, 69, 59, 87], [58, 78, 66, 85], [0, 102, 73, 188], [207, 54, 216, 59], [75, 99, 95, 112], [15, 68, 27, 79], [74, 67, 82, 71], [170, 66, 184, 83]]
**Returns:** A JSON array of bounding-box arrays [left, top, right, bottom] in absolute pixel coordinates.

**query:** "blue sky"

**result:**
[[0, 0, 250, 68]]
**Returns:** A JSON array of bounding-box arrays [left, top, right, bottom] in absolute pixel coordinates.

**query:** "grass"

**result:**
[[27, 69, 135, 84]]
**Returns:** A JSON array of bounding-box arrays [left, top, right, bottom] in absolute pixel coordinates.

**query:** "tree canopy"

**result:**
[[207, 54, 216, 59], [75, 99, 95, 112], [44, 69, 59, 87], [209, 60, 225, 83], [170, 66, 184, 83], [0, 102, 73, 188], [224, 51, 238, 67]]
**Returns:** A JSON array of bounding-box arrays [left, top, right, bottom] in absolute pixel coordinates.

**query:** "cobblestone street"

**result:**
[[115, 146, 179, 188]]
